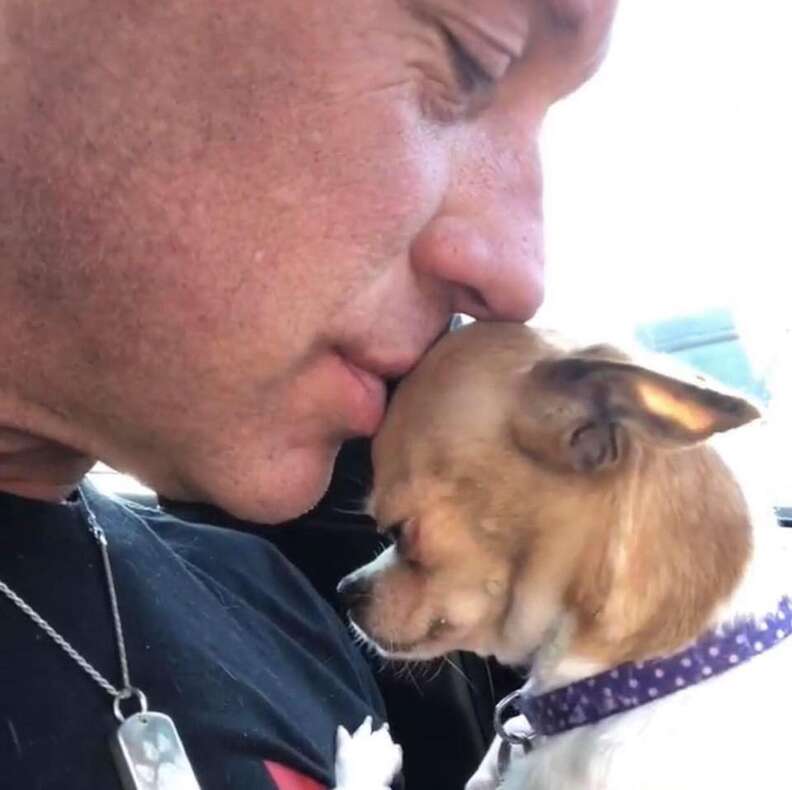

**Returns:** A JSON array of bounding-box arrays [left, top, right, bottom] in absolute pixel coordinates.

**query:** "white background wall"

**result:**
[[536, 1, 791, 505], [538, 0, 791, 350]]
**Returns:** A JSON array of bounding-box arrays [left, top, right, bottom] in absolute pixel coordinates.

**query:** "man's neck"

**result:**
[[0, 427, 94, 502]]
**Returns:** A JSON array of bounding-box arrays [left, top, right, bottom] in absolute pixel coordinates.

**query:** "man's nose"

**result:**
[[411, 140, 546, 323]]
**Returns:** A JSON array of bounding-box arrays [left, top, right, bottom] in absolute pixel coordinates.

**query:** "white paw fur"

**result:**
[[333, 716, 403, 790]]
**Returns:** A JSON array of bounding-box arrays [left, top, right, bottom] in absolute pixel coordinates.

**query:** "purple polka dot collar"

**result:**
[[516, 596, 792, 737]]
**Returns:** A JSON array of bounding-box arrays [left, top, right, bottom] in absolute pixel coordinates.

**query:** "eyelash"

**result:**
[[442, 28, 495, 94], [384, 521, 405, 548], [384, 521, 419, 565]]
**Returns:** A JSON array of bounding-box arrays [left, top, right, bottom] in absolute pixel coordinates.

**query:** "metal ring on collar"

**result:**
[[494, 689, 536, 747]]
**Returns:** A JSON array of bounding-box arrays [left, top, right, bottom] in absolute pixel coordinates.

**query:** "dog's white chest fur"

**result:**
[[496, 628, 792, 790]]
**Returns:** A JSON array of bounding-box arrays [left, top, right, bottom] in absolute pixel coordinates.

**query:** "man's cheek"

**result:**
[[320, 101, 450, 244]]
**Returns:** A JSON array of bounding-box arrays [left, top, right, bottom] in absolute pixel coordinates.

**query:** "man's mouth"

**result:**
[[339, 356, 385, 400], [337, 346, 422, 383], [333, 354, 388, 436], [332, 346, 422, 437]]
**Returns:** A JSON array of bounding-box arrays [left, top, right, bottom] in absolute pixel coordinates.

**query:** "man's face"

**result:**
[[3, 0, 616, 521]]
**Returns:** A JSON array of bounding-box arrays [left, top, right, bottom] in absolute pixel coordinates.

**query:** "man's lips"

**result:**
[[332, 338, 434, 436], [341, 356, 386, 400], [334, 354, 388, 436], [339, 348, 422, 382]]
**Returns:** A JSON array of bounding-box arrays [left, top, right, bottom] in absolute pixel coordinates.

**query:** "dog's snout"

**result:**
[[337, 573, 371, 609]]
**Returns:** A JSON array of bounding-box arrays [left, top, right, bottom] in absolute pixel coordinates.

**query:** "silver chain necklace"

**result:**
[[0, 488, 202, 790]]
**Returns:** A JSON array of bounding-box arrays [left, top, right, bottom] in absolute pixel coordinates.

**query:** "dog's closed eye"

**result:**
[[381, 519, 420, 563], [383, 521, 406, 547]]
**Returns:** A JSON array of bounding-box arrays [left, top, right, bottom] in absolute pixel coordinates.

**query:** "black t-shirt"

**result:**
[[0, 484, 387, 789]]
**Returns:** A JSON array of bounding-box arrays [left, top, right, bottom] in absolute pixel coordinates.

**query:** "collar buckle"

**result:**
[[494, 689, 536, 747]]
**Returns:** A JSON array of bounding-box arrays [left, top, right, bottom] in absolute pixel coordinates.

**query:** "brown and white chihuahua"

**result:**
[[338, 321, 792, 790]]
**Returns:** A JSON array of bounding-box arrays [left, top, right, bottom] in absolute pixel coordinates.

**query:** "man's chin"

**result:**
[[173, 442, 340, 525]]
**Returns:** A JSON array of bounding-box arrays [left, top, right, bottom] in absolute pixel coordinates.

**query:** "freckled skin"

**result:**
[[0, 0, 617, 519]]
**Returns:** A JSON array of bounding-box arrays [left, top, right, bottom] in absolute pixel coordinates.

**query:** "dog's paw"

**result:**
[[333, 716, 402, 790]]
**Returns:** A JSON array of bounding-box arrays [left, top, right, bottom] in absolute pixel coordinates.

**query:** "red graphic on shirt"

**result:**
[[264, 761, 327, 790]]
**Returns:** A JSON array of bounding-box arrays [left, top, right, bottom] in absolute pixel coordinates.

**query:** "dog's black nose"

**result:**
[[337, 573, 371, 609]]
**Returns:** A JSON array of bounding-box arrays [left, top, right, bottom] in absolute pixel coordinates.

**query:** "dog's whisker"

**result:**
[[441, 655, 475, 691], [331, 504, 370, 517], [330, 489, 374, 515], [483, 657, 495, 702], [405, 661, 426, 695], [425, 659, 446, 684]]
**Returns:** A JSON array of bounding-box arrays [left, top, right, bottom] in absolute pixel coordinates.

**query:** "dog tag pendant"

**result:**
[[111, 711, 202, 790]]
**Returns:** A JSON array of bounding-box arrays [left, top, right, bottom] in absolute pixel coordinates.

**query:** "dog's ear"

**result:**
[[512, 344, 761, 473]]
